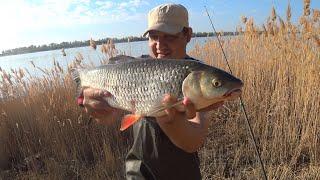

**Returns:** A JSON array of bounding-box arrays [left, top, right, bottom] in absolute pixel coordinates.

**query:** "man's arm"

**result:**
[[156, 95, 223, 153], [156, 112, 208, 153]]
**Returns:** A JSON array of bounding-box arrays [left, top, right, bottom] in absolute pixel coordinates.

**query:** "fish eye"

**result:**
[[212, 79, 222, 87]]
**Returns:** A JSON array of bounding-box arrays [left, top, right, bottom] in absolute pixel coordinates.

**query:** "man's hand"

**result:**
[[155, 94, 224, 153], [157, 94, 224, 123], [82, 88, 120, 125]]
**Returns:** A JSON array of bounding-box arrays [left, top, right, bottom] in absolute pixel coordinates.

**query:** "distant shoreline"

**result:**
[[0, 32, 239, 57]]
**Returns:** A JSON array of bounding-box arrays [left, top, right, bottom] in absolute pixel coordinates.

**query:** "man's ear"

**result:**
[[186, 27, 193, 42]]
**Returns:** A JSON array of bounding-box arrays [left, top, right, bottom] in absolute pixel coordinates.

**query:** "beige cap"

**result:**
[[143, 3, 189, 37]]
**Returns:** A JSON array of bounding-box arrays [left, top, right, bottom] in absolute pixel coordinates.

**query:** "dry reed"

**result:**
[[90, 38, 97, 50], [189, 3, 319, 179]]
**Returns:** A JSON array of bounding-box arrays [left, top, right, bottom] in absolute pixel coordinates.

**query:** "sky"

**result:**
[[0, 0, 319, 52]]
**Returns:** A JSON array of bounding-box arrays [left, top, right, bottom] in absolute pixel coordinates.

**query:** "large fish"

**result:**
[[72, 55, 243, 131]]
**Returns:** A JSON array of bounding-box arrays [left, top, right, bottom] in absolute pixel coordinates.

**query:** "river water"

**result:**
[[0, 37, 216, 76]]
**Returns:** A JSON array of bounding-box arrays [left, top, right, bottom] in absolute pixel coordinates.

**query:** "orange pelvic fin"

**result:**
[[120, 114, 142, 131]]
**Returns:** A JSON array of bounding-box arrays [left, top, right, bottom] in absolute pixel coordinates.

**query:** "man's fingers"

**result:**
[[92, 109, 111, 116], [165, 108, 177, 117], [90, 109, 110, 120], [83, 88, 101, 98], [162, 94, 178, 117], [162, 94, 177, 105], [103, 91, 112, 97], [183, 98, 196, 119], [93, 109, 121, 125], [84, 99, 105, 109], [80, 88, 120, 126], [83, 98, 114, 116], [83, 88, 111, 99], [83, 88, 112, 108]]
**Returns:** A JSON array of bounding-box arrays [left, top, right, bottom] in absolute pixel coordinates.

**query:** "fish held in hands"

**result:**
[[71, 55, 243, 131]]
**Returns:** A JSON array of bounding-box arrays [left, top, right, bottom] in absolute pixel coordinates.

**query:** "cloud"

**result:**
[[96, 1, 113, 9], [0, 0, 149, 31], [0, 0, 150, 51], [119, 0, 148, 9]]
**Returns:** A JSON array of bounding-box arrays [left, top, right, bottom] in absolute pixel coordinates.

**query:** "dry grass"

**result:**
[[190, 5, 319, 179], [0, 57, 131, 179], [1, 3, 319, 179]]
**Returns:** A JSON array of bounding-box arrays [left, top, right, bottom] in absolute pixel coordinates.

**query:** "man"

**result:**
[[78, 3, 224, 180]]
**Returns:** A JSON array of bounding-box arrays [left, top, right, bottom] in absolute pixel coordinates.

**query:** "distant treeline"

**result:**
[[0, 31, 239, 57]]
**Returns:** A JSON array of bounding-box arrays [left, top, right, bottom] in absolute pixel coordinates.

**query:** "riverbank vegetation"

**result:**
[[0, 1, 319, 179], [0, 32, 238, 57]]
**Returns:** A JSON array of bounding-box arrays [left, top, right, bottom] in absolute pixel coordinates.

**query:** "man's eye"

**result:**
[[165, 36, 178, 41], [149, 35, 158, 40]]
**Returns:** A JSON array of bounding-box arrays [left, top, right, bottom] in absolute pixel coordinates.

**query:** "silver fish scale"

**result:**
[[80, 59, 203, 115]]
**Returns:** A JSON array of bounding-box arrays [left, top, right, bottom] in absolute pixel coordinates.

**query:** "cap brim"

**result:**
[[143, 23, 184, 37]]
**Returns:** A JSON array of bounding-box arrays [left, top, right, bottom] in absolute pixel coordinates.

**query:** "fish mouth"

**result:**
[[223, 88, 242, 99]]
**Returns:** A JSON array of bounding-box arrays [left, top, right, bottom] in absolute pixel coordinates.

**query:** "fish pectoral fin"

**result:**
[[148, 99, 184, 116], [120, 114, 142, 131]]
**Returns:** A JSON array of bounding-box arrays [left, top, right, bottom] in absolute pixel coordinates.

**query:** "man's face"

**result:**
[[148, 29, 191, 59]]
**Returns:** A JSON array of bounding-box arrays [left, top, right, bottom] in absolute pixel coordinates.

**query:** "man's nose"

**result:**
[[156, 37, 167, 49]]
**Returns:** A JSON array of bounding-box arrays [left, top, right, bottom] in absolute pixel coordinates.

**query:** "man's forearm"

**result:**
[[156, 112, 209, 153]]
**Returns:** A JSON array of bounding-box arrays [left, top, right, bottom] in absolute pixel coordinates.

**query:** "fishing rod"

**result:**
[[204, 6, 268, 180]]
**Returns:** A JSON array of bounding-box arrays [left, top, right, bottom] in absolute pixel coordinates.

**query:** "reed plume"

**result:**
[[304, 0, 311, 16], [90, 38, 97, 50]]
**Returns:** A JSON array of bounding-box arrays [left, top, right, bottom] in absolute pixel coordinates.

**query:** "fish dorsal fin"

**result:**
[[108, 55, 136, 64]]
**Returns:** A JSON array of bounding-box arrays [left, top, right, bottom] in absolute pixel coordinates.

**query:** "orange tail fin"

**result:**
[[120, 114, 142, 131]]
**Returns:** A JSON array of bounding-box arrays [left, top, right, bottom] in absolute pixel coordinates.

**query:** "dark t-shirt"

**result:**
[[125, 55, 202, 180]]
